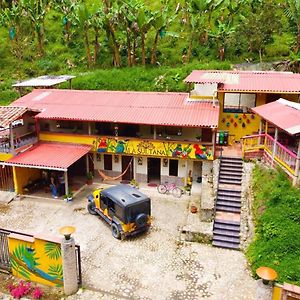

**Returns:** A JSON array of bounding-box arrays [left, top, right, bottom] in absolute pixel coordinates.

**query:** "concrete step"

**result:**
[[214, 219, 240, 226], [216, 205, 241, 213], [219, 170, 243, 177], [213, 229, 240, 238], [214, 222, 240, 232], [219, 179, 242, 186], [217, 200, 241, 208], [212, 240, 240, 250], [222, 156, 243, 162], [213, 234, 240, 244], [218, 189, 241, 196], [217, 195, 241, 202]]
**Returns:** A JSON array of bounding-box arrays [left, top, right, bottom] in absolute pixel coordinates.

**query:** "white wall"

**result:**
[[136, 156, 147, 174], [194, 83, 218, 96], [161, 158, 169, 176], [112, 155, 122, 172], [93, 153, 104, 170]]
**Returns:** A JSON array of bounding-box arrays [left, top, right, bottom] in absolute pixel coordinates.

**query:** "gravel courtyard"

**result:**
[[0, 184, 256, 300]]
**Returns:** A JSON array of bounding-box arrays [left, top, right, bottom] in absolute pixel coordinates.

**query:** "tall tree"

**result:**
[[285, 0, 300, 52], [22, 0, 50, 56], [0, 1, 24, 59]]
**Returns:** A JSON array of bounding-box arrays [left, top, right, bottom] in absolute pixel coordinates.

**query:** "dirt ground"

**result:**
[[0, 184, 257, 300]]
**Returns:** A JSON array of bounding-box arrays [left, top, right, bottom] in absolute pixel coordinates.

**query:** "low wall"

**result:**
[[8, 233, 63, 287]]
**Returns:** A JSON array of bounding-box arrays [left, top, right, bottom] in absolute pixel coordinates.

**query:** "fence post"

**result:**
[[60, 226, 78, 296]]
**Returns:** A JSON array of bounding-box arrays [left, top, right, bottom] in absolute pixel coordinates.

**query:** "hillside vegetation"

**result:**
[[0, 0, 300, 104], [247, 165, 300, 285]]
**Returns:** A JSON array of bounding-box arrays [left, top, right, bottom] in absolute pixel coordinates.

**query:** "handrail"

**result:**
[[214, 146, 223, 218]]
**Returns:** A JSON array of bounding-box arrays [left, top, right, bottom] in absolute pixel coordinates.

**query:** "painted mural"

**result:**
[[8, 235, 63, 287], [93, 137, 213, 160]]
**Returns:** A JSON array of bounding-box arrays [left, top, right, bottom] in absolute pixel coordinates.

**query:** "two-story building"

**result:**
[[0, 89, 219, 206]]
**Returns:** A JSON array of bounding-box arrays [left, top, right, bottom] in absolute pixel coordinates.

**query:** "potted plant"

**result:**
[[64, 190, 73, 202], [86, 171, 94, 185], [195, 135, 202, 142]]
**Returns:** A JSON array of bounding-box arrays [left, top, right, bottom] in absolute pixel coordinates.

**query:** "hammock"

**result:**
[[97, 157, 133, 181]]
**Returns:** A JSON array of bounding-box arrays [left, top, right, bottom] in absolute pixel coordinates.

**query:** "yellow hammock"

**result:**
[[97, 157, 133, 181]]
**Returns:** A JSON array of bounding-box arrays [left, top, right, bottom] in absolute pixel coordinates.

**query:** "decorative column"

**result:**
[[60, 226, 78, 296], [153, 125, 157, 140]]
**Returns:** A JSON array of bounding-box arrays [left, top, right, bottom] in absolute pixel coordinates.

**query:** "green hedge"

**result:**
[[247, 165, 300, 285]]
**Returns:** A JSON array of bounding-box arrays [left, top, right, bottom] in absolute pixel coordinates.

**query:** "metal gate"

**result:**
[[0, 229, 11, 271], [0, 166, 14, 191]]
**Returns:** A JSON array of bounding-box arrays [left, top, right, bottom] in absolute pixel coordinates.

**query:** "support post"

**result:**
[[153, 125, 157, 140], [88, 123, 92, 135], [86, 155, 89, 174], [212, 128, 216, 160], [258, 119, 263, 144], [9, 124, 15, 155], [60, 232, 78, 295], [64, 171, 68, 195], [293, 139, 300, 186], [264, 122, 268, 147], [272, 127, 278, 165]]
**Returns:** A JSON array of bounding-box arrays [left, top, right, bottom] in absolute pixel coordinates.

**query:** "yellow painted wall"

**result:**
[[218, 92, 263, 142], [40, 132, 214, 160], [0, 153, 13, 161], [8, 233, 63, 287], [218, 92, 300, 143], [14, 167, 41, 194], [272, 285, 282, 300]]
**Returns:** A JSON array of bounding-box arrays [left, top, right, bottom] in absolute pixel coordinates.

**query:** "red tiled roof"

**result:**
[[11, 89, 219, 128], [184, 70, 300, 93], [252, 99, 300, 135], [3, 142, 91, 170]]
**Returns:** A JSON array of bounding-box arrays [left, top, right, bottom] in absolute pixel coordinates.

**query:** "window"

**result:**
[[169, 159, 178, 176], [224, 93, 256, 113], [151, 126, 182, 137], [104, 155, 112, 170], [57, 120, 83, 130]]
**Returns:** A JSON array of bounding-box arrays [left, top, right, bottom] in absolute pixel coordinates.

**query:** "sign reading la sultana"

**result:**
[[92, 137, 213, 160]]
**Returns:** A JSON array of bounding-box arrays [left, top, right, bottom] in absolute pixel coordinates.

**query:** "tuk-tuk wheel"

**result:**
[[87, 202, 97, 215], [111, 223, 121, 239]]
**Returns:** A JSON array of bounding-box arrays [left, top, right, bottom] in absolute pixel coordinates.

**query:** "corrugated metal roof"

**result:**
[[0, 106, 32, 128], [2, 142, 91, 170], [13, 75, 75, 87], [252, 98, 300, 135], [184, 70, 300, 93], [11, 89, 220, 127]]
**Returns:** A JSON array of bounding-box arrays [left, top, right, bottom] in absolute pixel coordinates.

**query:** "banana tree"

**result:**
[[0, 2, 24, 59], [137, 8, 153, 65], [285, 0, 300, 52], [209, 20, 235, 60], [103, 0, 121, 67], [22, 0, 50, 56], [150, 4, 177, 65], [53, 0, 78, 44], [74, 3, 93, 67]]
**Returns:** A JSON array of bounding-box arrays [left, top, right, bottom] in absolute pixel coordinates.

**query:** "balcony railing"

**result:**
[[242, 134, 298, 176], [0, 132, 38, 154]]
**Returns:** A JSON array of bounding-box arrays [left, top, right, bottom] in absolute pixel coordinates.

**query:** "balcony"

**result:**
[[0, 132, 38, 154], [242, 134, 298, 177]]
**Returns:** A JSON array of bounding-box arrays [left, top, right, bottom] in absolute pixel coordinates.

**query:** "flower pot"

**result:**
[[190, 205, 197, 214]]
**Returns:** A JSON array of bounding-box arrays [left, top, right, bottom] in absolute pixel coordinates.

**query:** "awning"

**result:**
[[252, 99, 300, 136], [1, 142, 91, 171]]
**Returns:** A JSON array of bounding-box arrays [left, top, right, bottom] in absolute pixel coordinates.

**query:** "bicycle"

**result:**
[[157, 182, 183, 198]]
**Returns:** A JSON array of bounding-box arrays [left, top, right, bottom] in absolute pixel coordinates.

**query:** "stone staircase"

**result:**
[[212, 156, 243, 250]]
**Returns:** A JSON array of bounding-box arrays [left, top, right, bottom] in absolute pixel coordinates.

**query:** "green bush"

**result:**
[[247, 165, 300, 285]]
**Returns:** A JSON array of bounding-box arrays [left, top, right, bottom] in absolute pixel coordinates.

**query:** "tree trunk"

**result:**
[[66, 20, 71, 44], [94, 27, 100, 64], [141, 32, 146, 66], [37, 27, 44, 56], [186, 31, 195, 64], [84, 27, 92, 67], [110, 27, 121, 67], [150, 31, 159, 65], [219, 46, 225, 61], [126, 29, 132, 67], [132, 32, 137, 66]]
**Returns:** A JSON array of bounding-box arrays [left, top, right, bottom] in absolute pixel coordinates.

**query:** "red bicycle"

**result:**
[[157, 182, 183, 198]]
